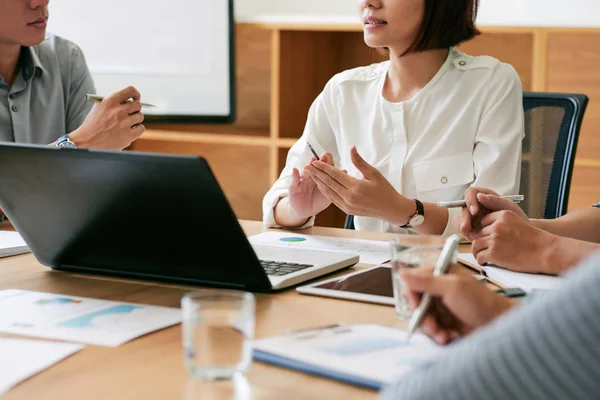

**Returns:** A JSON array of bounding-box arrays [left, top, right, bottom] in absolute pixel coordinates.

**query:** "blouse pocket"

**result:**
[[413, 152, 475, 195]]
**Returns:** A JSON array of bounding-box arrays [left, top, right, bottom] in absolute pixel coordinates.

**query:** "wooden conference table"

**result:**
[[0, 220, 478, 400]]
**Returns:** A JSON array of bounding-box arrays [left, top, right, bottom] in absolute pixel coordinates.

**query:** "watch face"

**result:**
[[58, 141, 77, 149], [409, 214, 425, 227]]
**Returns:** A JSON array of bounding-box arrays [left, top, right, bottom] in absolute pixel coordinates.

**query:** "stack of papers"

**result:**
[[458, 253, 562, 293], [0, 338, 84, 396], [253, 323, 443, 390], [0, 231, 29, 258], [249, 232, 390, 265], [0, 289, 181, 347]]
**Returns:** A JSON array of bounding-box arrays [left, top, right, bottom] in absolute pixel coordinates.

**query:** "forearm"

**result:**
[[380, 255, 600, 400], [273, 197, 310, 228], [540, 234, 600, 274], [531, 207, 600, 243]]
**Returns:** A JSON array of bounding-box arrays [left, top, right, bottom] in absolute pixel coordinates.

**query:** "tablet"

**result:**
[[297, 265, 394, 306]]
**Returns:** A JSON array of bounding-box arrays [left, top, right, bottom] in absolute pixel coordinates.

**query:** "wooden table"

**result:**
[[0, 221, 474, 400]]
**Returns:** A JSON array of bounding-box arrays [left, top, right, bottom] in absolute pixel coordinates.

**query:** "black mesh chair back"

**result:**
[[344, 91, 588, 229]]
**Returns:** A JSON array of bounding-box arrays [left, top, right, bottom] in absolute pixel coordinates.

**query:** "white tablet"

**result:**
[[297, 265, 395, 306]]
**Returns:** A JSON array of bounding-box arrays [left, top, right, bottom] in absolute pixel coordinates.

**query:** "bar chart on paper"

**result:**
[[248, 232, 390, 264], [0, 289, 181, 347]]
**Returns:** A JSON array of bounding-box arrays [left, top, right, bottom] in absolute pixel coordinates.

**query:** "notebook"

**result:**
[[253, 323, 444, 390], [0, 231, 29, 258], [458, 253, 562, 293]]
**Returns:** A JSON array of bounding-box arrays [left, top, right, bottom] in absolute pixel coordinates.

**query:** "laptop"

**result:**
[[0, 143, 358, 292]]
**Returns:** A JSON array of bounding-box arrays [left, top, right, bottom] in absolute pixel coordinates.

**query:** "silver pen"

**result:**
[[86, 94, 157, 108], [406, 234, 461, 342], [436, 195, 524, 208]]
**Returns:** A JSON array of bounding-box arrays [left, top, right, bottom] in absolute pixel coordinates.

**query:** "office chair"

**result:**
[[344, 91, 589, 229]]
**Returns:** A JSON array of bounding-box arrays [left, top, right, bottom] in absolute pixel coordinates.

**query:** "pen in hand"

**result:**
[[306, 142, 320, 161], [406, 235, 461, 342], [86, 94, 157, 108]]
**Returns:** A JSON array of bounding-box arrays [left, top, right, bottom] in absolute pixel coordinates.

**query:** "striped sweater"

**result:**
[[380, 251, 600, 400]]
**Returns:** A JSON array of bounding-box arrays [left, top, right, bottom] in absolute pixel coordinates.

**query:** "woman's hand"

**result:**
[[304, 146, 413, 225], [286, 152, 337, 219]]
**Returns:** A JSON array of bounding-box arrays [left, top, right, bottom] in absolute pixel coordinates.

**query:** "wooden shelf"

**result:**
[[129, 22, 600, 224]]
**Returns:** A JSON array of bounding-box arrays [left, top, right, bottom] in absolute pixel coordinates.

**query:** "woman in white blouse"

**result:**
[[263, 0, 524, 236]]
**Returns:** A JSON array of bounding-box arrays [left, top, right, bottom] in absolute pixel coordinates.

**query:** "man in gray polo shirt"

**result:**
[[0, 0, 145, 149]]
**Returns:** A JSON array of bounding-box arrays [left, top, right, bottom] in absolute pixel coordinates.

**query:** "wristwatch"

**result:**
[[57, 134, 77, 149], [400, 199, 425, 228]]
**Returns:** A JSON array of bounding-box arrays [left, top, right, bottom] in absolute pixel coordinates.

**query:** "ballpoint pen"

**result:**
[[306, 142, 320, 161], [406, 234, 461, 342], [86, 94, 157, 108]]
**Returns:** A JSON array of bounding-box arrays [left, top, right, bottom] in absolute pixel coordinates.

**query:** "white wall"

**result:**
[[235, 0, 600, 27]]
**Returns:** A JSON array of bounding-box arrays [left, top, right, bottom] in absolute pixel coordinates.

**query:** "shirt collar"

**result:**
[[19, 46, 46, 82]]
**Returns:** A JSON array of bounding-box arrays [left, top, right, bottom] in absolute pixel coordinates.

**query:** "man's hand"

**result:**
[[472, 210, 558, 273], [70, 86, 145, 150], [403, 266, 516, 345], [460, 188, 528, 240]]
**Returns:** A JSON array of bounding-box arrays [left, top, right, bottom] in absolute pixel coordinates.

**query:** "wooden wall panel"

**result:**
[[547, 33, 600, 161], [458, 33, 534, 90], [278, 31, 340, 139], [568, 167, 600, 211], [130, 141, 270, 221], [146, 23, 272, 135]]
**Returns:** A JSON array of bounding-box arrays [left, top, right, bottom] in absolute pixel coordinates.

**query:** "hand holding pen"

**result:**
[[402, 262, 516, 345]]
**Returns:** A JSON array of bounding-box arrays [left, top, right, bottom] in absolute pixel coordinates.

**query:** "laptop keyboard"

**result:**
[[260, 260, 314, 276]]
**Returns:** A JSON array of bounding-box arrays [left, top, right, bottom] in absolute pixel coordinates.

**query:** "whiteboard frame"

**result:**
[[143, 0, 236, 124]]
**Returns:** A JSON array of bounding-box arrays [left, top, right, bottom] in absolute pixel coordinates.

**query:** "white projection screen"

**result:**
[[47, 0, 235, 122]]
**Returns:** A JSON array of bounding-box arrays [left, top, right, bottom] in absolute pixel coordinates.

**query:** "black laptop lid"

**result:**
[[0, 143, 272, 291]]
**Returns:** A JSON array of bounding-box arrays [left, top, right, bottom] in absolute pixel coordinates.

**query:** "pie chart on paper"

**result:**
[[279, 237, 307, 243]]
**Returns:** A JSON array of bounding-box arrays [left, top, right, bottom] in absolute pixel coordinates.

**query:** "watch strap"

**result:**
[[400, 199, 424, 228]]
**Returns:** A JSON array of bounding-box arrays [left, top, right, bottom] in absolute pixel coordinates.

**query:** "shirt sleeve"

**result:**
[[472, 65, 524, 199], [262, 78, 340, 228], [65, 44, 95, 134], [380, 250, 600, 400]]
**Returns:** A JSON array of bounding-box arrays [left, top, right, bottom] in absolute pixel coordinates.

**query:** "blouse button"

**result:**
[[441, 176, 448, 184], [459, 61, 466, 66]]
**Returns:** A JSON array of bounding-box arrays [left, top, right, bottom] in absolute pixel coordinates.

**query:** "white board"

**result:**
[[47, 0, 234, 120]]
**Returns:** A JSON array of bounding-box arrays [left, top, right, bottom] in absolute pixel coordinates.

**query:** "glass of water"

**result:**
[[181, 289, 255, 381], [390, 236, 448, 319]]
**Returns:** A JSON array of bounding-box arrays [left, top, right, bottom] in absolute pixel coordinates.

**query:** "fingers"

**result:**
[[128, 112, 145, 127], [124, 100, 142, 115], [311, 173, 346, 206], [477, 193, 518, 213], [129, 124, 145, 140], [471, 236, 491, 263], [310, 163, 351, 188], [291, 168, 301, 186], [320, 152, 334, 166], [464, 187, 481, 216], [306, 164, 347, 194], [350, 146, 376, 179], [464, 187, 500, 216], [460, 207, 473, 238], [111, 86, 141, 103]]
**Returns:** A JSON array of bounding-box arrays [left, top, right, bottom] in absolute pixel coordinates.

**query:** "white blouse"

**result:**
[[263, 49, 524, 235]]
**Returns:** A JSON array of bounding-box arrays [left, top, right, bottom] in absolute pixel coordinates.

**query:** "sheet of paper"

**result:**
[[0, 338, 84, 395], [0, 231, 29, 257], [458, 253, 561, 293], [249, 232, 390, 265], [253, 323, 443, 385], [0, 289, 181, 347]]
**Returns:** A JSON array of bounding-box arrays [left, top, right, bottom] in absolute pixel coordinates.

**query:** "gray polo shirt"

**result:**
[[0, 34, 95, 145]]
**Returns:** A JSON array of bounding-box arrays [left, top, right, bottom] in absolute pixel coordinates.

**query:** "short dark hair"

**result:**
[[404, 0, 480, 55]]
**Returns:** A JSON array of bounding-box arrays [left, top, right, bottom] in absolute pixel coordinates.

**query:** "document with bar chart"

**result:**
[[0, 289, 181, 347]]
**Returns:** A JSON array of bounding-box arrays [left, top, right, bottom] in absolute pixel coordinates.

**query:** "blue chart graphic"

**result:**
[[36, 297, 82, 305], [58, 305, 141, 328], [321, 337, 408, 357], [279, 237, 307, 243]]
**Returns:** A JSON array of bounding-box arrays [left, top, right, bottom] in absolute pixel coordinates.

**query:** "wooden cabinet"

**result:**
[[130, 23, 600, 225]]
